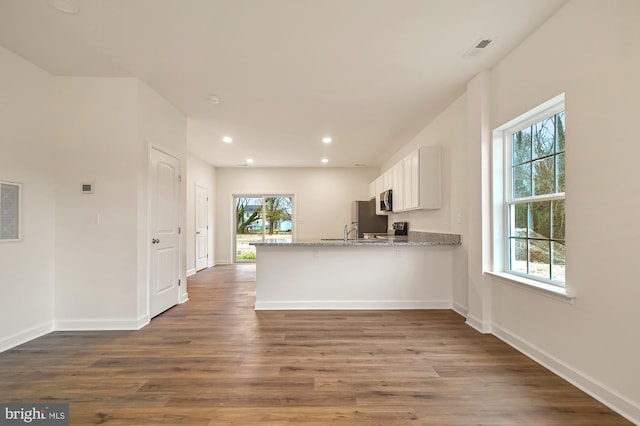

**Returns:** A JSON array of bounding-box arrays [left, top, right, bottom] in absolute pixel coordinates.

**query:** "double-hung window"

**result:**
[[500, 96, 565, 287]]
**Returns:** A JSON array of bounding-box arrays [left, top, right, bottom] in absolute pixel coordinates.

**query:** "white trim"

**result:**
[[465, 313, 491, 334], [0, 322, 54, 353], [208, 261, 215, 268], [492, 94, 566, 288], [215, 259, 233, 265], [255, 300, 452, 311], [186, 268, 196, 277], [452, 301, 468, 317], [493, 323, 640, 425], [486, 271, 575, 304], [180, 293, 189, 304], [56, 316, 149, 331]]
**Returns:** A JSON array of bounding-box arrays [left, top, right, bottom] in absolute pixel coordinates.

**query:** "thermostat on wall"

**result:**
[[81, 183, 94, 194]]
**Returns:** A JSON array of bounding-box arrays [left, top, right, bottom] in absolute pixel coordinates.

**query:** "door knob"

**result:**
[[152, 238, 160, 244]]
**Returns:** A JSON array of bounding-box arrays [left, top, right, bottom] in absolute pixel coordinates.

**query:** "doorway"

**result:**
[[234, 195, 293, 262]]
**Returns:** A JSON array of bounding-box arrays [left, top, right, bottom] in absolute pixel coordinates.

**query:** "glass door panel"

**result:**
[[234, 194, 294, 262], [264, 196, 293, 244], [235, 196, 263, 262]]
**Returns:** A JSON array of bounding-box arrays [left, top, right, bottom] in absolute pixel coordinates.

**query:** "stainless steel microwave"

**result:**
[[379, 189, 392, 212]]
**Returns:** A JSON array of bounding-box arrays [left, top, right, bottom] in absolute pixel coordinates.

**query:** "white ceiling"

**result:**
[[0, 0, 567, 167]]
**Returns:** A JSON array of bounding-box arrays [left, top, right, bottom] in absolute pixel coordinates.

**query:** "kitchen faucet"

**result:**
[[343, 223, 358, 242]]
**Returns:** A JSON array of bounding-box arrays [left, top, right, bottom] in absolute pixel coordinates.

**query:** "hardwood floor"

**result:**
[[0, 264, 631, 425]]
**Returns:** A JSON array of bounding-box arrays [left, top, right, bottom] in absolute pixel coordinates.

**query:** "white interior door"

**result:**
[[149, 147, 180, 318], [195, 185, 209, 271]]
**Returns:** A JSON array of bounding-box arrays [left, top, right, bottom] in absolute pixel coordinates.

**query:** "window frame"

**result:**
[[495, 95, 566, 288], [0, 180, 23, 243]]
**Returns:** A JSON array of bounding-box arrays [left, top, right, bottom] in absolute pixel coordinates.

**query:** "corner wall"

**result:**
[[0, 46, 55, 351], [482, 0, 640, 420], [381, 94, 469, 315], [186, 154, 216, 275], [51, 77, 141, 329]]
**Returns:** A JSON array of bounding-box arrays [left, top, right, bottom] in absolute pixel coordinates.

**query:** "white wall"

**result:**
[[138, 81, 188, 307], [214, 167, 378, 264], [186, 153, 216, 275], [0, 46, 55, 351], [0, 46, 188, 340], [51, 77, 141, 328], [483, 0, 640, 420], [380, 94, 469, 315]]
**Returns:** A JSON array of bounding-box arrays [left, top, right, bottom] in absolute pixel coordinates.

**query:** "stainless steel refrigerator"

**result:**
[[351, 199, 388, 238]]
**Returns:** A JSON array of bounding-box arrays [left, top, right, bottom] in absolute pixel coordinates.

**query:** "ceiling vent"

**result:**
[[463, 39, 493, 58]]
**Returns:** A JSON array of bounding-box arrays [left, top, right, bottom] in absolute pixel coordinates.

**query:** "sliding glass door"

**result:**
[[234, 195, 293, 262]]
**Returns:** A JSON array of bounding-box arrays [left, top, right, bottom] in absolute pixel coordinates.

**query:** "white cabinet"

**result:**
[[374, 176, 384, 215], [371, 145, 441, 214], [392, 161, 403, 212], [403, 146, 441, 211]]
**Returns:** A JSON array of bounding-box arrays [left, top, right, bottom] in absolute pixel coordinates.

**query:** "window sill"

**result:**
[[485, 271, 575, 304]]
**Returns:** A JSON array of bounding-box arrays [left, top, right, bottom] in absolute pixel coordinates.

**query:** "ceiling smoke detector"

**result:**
[[463, 38, 493, 58]]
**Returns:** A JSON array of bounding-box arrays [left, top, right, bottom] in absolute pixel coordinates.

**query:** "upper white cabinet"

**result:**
[[374, 170, 393, 215], [368, 180, 376, 200], [404, 146, 441, 211], [392, 161, 403, 212], [372, 145, 441, 214]]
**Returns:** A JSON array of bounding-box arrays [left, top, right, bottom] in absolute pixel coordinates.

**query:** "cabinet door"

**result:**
[[410, 150, 420, 209], [375, 176, 384, 215], [403, 153, 420, 210], [392, 161, 403, 212], [383, 169, 392, 191]]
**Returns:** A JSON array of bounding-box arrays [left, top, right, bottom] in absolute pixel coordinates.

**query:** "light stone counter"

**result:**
[[253, 231, 461, 311], [251, 231, 461, 247]]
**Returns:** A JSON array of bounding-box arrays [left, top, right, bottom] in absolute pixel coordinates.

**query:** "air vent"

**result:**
[[463, 38, 493, 57]]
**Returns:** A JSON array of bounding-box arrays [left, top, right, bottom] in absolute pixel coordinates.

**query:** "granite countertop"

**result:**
[[252, 231, 461, 247]]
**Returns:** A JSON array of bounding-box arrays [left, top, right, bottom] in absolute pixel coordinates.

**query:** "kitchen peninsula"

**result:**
[[253, 231, 461, 310]]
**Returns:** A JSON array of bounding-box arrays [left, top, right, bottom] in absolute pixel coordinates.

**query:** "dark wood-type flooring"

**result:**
[[0, 264, 631, 425]]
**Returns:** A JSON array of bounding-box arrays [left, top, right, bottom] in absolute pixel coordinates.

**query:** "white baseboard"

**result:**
[[56, 315, 149, 331], [465, 313, 491, 334], [452, 301, 468, 317], [0, 321, 54, 353], [208, 261, 215, 268], [186, 268, 196, 277], [255, 300, 452, 311], [214, 259, 232, 265], [180, 293, 189, 304], [492, 323, 640, 425]]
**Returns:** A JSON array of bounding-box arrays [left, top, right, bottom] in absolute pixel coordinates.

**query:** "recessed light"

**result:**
[[321, 158, 329, 164], [48, 0, 79, 14], [208, 95, 220, 104], [222, 136, 233, 143], [322, 137, 332, 144], [246, 158, 254, 164]]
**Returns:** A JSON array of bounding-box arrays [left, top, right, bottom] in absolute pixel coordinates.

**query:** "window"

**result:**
[[234, 195, 294, 262], [0, 181, 22, 242], [498, 96, 565, 286]]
